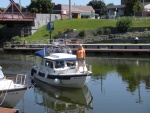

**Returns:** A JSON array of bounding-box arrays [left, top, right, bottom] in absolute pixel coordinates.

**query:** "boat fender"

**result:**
[[54, 78, 60, 84], [36, 69, 39, 74], [31, 69, 34, 76], [31, 69, 36, 76], [45, 71, 49, 78]]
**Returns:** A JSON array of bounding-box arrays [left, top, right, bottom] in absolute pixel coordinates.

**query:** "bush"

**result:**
[[116, 17, 133, 33], [58, 30, 63, 34], [97, 27, 104, 35], [11, 36, 21, 42], [64, 27, 72, 33], [104, 28, 111, 35], [78, 30, 86, 37], [92, 31, 98, 36]]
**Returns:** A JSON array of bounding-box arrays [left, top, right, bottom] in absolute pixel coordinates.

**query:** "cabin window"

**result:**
[[67, 61, 76, 67], [41, 59, 44, 65], [45, 60, 53, 68], [55, 61, 64, 68]]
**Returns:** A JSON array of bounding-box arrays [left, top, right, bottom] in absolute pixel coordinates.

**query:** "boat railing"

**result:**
[[15, 74, 27, 85], [45, 45, 72, 55]]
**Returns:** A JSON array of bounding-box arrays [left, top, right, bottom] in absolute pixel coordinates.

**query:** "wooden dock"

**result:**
[[0, 107, 19, 113], [3, 44, 150, 55]]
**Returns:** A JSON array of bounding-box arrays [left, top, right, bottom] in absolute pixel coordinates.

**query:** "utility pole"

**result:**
[[19, 0, 22, 11], [142, 0, 144, 17], [69, 0, 72, 19]]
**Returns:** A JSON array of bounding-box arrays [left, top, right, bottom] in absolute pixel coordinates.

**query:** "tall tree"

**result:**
[[124, 0, 143, 16], [107, 3, 114, 6], [27, 0, 54, 13], [87, 1, 107, 18]]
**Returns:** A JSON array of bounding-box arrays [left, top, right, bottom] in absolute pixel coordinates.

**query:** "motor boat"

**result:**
[[33, 78, 93, 112], [0, 66, 28, 108], [31, 41, 92, 88]]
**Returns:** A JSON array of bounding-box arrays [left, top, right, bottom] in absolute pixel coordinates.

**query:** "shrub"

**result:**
[[116, 17, 133, 33], [97, 27, 104, 35], [58, 30, 63, 34], [104, 28, 111, 35], [78, 30, 86, 37], [92, 31, 98, 36], [64, 27, 71, 33], [11, 36, 21, 42]]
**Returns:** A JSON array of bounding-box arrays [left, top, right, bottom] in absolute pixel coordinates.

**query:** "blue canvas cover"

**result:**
[[34, 49, 47, 58]]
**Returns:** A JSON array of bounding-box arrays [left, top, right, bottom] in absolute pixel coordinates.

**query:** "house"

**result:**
[[107, 0, 150, 18], [107, 5, 125, 19], [53, 4, 95, 19]]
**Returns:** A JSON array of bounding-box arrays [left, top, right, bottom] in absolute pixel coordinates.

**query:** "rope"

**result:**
[[0, 80, 13, 106]]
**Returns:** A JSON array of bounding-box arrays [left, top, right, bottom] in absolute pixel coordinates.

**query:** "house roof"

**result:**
[[107, 5, 125, 9], [53, 4, 95, 13]]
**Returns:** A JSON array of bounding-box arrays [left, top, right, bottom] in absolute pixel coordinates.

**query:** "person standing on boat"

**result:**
[[76, 44, 86, 72]]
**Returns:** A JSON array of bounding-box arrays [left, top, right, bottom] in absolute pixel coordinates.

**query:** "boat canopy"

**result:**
[[35, 49, 48, 58], [0, 66, 4, 79]]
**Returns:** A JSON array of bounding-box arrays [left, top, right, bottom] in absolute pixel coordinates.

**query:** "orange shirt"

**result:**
[[77, 48, 85, 58]]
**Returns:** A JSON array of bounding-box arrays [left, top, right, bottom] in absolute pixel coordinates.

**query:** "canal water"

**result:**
[[0, 52, 150, 113]]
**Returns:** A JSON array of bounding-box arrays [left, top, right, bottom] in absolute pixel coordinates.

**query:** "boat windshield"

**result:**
[[54, 61, 65, 69], [67, 61, 76, 67], [0, 69, 4, 79], [45, 60, 53, 68]]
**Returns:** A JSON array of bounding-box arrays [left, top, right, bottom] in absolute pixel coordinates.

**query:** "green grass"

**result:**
[[25, 18, 150, 41]]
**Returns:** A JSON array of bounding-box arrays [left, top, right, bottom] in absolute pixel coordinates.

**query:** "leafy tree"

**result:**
[[107, 3, 114, 6], [124, 0, 143, 16], [0, 8, 5, 12], [87, 1, 107, 18], [27, 0, 54, 13]]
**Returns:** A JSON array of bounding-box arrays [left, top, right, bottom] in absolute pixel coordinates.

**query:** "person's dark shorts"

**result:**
[[77, 58, 84, 64]]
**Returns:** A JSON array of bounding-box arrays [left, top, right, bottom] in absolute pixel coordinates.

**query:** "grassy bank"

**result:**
[[25, 18, 150, 41]]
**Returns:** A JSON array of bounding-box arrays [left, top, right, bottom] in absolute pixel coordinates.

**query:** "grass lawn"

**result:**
[[25, 18, 150, 41]]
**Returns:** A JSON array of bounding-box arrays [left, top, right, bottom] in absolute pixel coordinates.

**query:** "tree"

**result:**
[[87, 1, 107, 18], [107, 3, 114, 6], [27, 0, 54, 13], [124, 0, 143, 16]]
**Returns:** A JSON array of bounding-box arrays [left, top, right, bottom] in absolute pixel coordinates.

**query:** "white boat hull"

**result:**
[[0, 88, 27, 108], [31, 68, 92, 88]]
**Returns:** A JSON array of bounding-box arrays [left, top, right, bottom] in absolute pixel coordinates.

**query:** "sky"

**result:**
[[0, 0, 121, 8]]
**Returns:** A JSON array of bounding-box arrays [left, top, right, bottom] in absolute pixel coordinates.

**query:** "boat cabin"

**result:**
[[42, 53, 77, 70]]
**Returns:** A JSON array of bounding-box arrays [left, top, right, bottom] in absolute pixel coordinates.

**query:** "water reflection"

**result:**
[[33, 79, 93, 112], [0, 53, 33, 75], [0, 53, 150, 112], [88, 57, 150, 90]]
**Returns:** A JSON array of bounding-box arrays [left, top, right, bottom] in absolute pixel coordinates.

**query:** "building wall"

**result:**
[[31, 14, 61, 34], [108, 8, 124, 19], [121, 0, 128, 5]]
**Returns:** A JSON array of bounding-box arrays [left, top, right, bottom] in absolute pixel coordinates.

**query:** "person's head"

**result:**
[[78, 44, 82, 49]]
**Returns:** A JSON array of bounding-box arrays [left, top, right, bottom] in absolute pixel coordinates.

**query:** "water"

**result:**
[[0, 52, 150, 113]]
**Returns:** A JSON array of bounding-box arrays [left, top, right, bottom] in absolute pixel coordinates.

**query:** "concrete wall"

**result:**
[[31, 13, 61, 34]]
